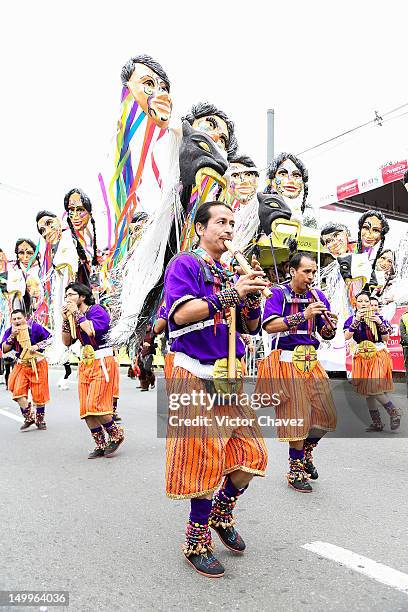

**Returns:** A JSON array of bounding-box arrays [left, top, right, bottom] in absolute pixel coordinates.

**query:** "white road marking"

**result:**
[[302, 541, 408, 594], [0, 407, 24, 423]]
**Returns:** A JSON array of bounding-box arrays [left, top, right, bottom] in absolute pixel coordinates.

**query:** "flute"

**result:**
[[308, 286, 336, 332], [224, 240, 272, 298], [64, 301, 77, 339]]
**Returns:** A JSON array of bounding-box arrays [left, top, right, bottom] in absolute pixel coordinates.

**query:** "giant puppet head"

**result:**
[[15, 238, 40, 270], [229, 154, 259, 205], [183, 102, 238, 161], [257, 191, 292, 236], [179, 120, 229, 188], [357, 210, 389, 254], [266, 152, 308, 219], [36, 210, 62, 246], [320, 222, 350, 258], [63, 188, 98, 270], [121, 55, 172, 129]]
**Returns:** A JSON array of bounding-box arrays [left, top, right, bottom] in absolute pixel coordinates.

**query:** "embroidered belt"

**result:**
[[169, 319, 227, 340], [279, 346, 318, 373], [357, 341, 386, 359], [173, 352, 242, 397], [80, 346, 113, 382]]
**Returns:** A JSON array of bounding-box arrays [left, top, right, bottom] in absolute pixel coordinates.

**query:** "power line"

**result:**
[[297, 102, 408, 156]]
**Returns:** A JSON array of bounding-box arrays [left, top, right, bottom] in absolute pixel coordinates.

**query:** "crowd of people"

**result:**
[[1, 52, 407, 580]]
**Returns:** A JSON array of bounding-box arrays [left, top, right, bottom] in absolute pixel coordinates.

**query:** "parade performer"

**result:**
[[256, 252, 337, 493], [2, 309, 52, 430], [344, 291, 400, 432], [164, 201, 269, 578], [7, 239, 42, 315], [61, 283, 125, 458], [138, 324, 156, 391]]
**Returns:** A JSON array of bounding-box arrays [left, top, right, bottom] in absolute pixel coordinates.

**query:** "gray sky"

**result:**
[[1, 0, 407, 255]]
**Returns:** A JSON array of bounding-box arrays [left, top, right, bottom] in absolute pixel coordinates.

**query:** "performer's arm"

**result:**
[[264, 301, 331, 334], [372, 314, 391, 343], [61, 305, 75, 346], [344, 311, 363, 341], [2, 330, 17, 354], [153, 317, 168, 335]]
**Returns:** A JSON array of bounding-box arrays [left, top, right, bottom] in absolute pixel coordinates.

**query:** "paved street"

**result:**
[[1, 368, 408, 612]]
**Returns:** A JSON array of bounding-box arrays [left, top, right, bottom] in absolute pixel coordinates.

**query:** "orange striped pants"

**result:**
[[8, 359, 50, 405], [78, 355, 116, 419], [351, 348, 393, 396], [165, 366, 268, 499], [256, 350, 337, 441]]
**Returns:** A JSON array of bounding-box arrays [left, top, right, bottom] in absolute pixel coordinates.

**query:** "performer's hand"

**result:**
[[29, 344, 39, 355], [304, 301, 328, 320], [66, 302, 79, 315], [61, 305, 69, 321], [371, 314, 382, 325], [235, 272, 269, 298], [355, 309, 365, 321]]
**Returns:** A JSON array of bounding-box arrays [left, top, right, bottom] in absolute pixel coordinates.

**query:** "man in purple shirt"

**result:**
[[2, 309, 52, 430], [61, 283, 125, 459], [256, 252, 338, 493], [164, 201, 269, 578]]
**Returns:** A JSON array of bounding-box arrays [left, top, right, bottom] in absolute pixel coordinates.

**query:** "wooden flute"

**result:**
[[308, 286, 336, 332], [223, 240, 272, 298]]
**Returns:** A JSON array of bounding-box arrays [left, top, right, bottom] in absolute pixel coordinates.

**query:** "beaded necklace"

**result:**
[[193, 246, 234, 333]]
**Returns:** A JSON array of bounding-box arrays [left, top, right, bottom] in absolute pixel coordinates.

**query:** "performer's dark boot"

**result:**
[[112, 399, 122, 422], [366, 408, 385, 432], [287, 447, 312, 492], [103, 419, 125, 457], [209, 476, 246, 553], [304, 438, 319, 480], [20, 402, 35, 431], [183, 498, 224, 578], [383, 401, 401, 431], [88, 426, 106, 459], [35, 406, 47, 430]]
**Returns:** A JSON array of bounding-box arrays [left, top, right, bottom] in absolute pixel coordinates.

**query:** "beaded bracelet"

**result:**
[[244, 292, 262, 310], [62, 320, 70, 333], [283, 311, 306, 328], [349, 318, 360, 331], [218, 287, 241, 309], [378, 322, 390, 334]]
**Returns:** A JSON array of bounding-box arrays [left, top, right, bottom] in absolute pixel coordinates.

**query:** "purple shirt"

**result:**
[[164, 253, 259, 364], [76, 305, 111, 349], [343, 315, 390, 343], [2, 321, 51, 358], [262, 283, 330, 350]]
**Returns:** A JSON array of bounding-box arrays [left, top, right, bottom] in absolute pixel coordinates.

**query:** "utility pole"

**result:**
[[267, 108, 275, 165]]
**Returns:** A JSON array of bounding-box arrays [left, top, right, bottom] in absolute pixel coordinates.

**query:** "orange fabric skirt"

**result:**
[[351, 348, 393, 396], [113, 361, 120, 399], [9, 359, 50, 405], [78, 355, 116, 419], [255, 350, 337, 441], [165, 366, 268, 499], [164, 351, 175, 380]]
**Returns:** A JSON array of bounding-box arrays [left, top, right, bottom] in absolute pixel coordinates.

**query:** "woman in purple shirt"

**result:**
[[344, 291, 400, 432]]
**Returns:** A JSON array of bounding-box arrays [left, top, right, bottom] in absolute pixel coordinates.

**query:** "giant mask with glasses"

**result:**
[[229, 155, 259, 206]]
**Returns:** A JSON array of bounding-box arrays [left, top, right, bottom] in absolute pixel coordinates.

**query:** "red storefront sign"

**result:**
[[337, 179, 359, 201], [381, 160, 408, 185]]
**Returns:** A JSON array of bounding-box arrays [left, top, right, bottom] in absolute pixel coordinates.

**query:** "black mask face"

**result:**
[[257, 190, 292, 236], [337, 254, 352, 281], [179, 120, 228, 187]]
